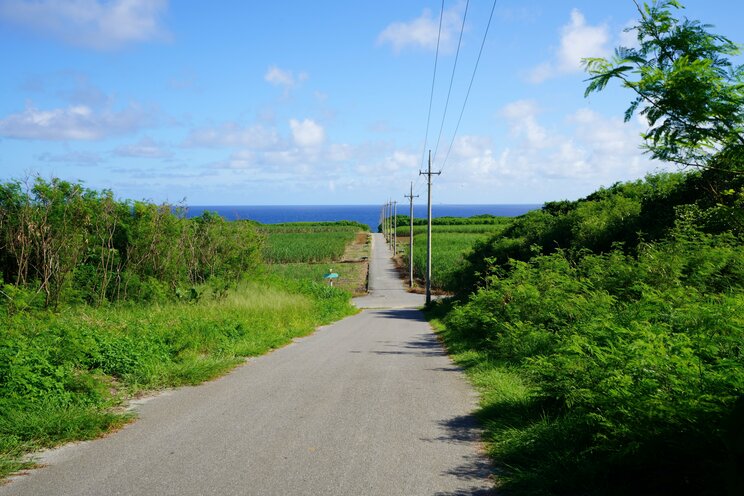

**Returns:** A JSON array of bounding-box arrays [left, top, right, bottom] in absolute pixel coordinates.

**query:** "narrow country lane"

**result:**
[[1, 233, 493, 496]]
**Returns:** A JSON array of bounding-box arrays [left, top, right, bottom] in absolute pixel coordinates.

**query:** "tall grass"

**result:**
[[0, 276, 356, 478]]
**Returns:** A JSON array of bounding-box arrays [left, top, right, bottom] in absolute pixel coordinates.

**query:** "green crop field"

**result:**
[[398, 223, 509, 236], [260, 222, 370, 295], [396, 222, 509, 291], [260, 223, 366, 263]]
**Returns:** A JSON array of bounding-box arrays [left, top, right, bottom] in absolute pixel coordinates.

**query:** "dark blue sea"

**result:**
[[185, 204, 541, 230]]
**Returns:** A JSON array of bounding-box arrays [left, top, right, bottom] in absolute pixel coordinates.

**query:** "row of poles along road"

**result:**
[[378, 0, 499, 304], [380, 150, 438, 305]]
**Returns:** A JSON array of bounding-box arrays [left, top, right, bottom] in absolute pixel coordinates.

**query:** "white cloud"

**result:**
[[529, 9, 610, 83], [384, 150, 417, 171], [0, 0, 169, 50], [498, 99, 656, 182], [501, 100, 550, 149], [0, 102, 153, 140], [113, 136, 171, 158], [430, 100, 658, 197], [264, 65, 308, 89], [377, 4, 463, 53], [289, 118, 325, 147], [183, 123, 279, 149], [618, 20, 640, 49]]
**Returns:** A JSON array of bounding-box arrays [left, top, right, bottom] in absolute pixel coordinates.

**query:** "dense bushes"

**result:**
[[0, 178, 261, 308], [458, 170, 743, 293], [434, 170, 744, 494]]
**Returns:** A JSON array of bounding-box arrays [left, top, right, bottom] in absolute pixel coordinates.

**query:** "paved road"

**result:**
[[354, 233, 426, 310], [2, 233, 493, 496]]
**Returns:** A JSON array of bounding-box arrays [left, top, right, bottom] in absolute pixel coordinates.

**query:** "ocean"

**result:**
[[184, 204, 542, 230]]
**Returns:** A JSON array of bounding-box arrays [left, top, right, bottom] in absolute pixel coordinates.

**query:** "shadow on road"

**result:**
[[430, 415, 498, 495], [373, 308, 426, 321], [433, 487, 497, 496]]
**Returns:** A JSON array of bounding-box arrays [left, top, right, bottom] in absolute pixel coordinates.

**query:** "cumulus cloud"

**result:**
[[501, 100, 550, 149], [289, 118, 325, 147], [425, 100, 658, 197], [0, 102, 153, 140], [0, 0, 169, 50], [529, 9, 610, 83], [384, 150, 417, 172], [183, 123, 279, 149], [264, 65, 308, 92], [497, 99, 656, 182], [377, 4, 463, 53]]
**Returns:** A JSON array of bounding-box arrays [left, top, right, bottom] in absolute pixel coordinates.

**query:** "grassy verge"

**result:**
[[425, 300, 538, 494], [0, 276, 356, 479]]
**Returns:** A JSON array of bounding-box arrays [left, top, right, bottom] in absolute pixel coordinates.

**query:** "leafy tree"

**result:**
[[584, 0, 744, 173]]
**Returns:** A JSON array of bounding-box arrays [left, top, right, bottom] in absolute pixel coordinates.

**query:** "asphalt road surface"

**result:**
[[2, 233, 493, 496]]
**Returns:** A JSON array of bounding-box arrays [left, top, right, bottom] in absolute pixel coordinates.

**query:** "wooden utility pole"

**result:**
[[404, 182, 419, 288], [419, 150, 440, 305]]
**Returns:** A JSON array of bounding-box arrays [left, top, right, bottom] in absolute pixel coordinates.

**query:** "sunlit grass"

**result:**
[[0, 278, 356, 478]]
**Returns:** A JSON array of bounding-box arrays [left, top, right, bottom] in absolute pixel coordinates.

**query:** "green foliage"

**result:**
[[425, 118, 743, 494], [0, 277, 356, 478], [0, 177, 262, 308], [435, 201, 743, 494], [459, 171, 743, 293], [0, 189, 364, 478], [584, 0, 744, 172]]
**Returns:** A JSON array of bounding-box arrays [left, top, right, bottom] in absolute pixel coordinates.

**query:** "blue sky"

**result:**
[[1, 1, 742, 205]]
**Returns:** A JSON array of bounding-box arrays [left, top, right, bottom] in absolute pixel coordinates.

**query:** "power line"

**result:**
[[418, 0, 446, 175], [439, 0, 498, 175], [432, 0, 469, 164]]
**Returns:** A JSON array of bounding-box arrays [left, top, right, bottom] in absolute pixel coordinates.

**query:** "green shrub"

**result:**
[[439, 226, 744, 494]]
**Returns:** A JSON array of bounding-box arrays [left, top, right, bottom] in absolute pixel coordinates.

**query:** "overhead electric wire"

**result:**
[[418, 0, 446, 178], [439, 0, 498, 175], [432, 0, 469, 164]]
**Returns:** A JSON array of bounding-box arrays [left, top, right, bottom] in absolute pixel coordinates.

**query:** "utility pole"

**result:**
[[384, 200, 388, 245], [392, 200, 397, 255], [383, 201, 388, 242], [386, 200, 391, 246], [404, 182, 419, 288], [419, 150, 440, 305]]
